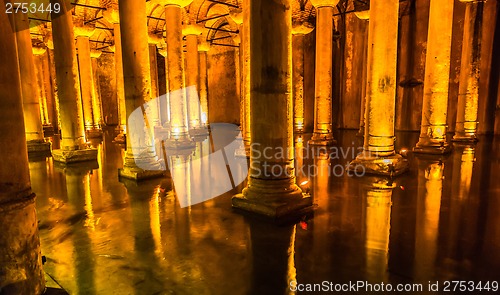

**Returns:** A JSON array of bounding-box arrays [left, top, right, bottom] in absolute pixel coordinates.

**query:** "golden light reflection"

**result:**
[[149, 187, 163, 256], [364, 179, 393, 282], [83, 173, 97, 230], [414, 159, 444, 280]]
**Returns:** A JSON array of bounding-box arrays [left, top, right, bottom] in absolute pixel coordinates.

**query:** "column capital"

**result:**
[[102, 5, 120, 24], [90, 49, 102, 59], [310, 0, 340, 8], [354, 10, 370, 20], [32, 44, 47, 56], [157, 39, 167, 57], [292, 22, 314, 35], [148, 33, 163, 45], [198, 41, 210, 52], [154, 0, 194, 8], [232, 34, 241, 45], [73, 16, 96, 37], [229, 11, 243, 25], [182, 24, 203, 36]]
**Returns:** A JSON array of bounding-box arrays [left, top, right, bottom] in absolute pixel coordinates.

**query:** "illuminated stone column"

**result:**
[[103, 5, 127, 140], [453, 0, 485, 142], [183, 25, 205, 136], [354, 8, 370, 136], [14, 12, 51, 155], [50, 0, 97, 163], [43, 37, 61, 134], [238, 1, 252, 144], [232, 0, 312, 219], [117, 0, 163, 180], [33, 49, 50, 128], [148, 33, 162, 128], [90, 50, 103, 131], [157, 44, 171, 128], [414, 0, 454, 154], [198, 41, 210, 126], [156, 0, 195, 149], [291, 23, 314, 133], [348, 0, 408, 176], [233, 34, 242, 122], [308, 0, 338, 146], [75, 20, 102, 138], [0, 8, 45, 293]]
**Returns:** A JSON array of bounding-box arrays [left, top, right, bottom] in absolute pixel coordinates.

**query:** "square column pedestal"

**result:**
[[232, 178, 313, 220], [52, 148, 98, 164], [348, 152, 409, 177]]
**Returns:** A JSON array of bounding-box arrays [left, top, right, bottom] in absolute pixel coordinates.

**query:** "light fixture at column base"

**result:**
[[452, 134, 479, 143], [52, 148, 98, 164], [413, 142, 452, 155], [232, 192, 313, 220], [118, 167, 165, 181], [308, 133, 336, 146], [348, 153, 409, 177], [86, 128, 103, 138]]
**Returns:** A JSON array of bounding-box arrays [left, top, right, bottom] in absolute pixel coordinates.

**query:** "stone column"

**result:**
[[291, 23, 314, 133], [33, 49, 51, 129], [183, 25, 206, 136], [348, 0, 408, 176], [157, 44, 171, 128], [242, 1, 251, 145], [198, 41, 210, 126], [50, 0, 97, 163], [453, 0, 485, 142], [414, 0, 454, 154], [75, 20, 102, 138], [43, 38, 61, 134], [103, 6, 127, 141], [233, 34, 241, 123], [0, 8, 45, 293], [232, 0, 312, 219], [148, 33, 162, 129], [117, 0, 164, 180], [90, 50, 103, 130], [308, 0, 338, 146], [354, 8, 370, 136], [14, 12, 51, 155], [156, 0, 195, 149]]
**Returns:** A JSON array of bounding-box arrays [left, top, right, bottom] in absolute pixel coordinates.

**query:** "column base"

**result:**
[[164, 138, 196, 150], [42, 124, 54, 137], [113, 133, 126, 144], [119, 153, 165, 181], [0, 187, 45, 295], [413, 141, 452, 155], [27, 140, 51, 155], [86, 128, 103, 138], [52, 148, 98, 164], [452, 134, 479, 143], [348, 152, 409, 177], [154, 126, 170, 140], [232, 179, 313, 220], [189, 127, 209, 137], [118, 167, 165, 181], [308, 132, 336, 146]]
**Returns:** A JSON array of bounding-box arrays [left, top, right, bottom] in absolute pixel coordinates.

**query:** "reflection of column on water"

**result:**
[[441, 145, 477, 275], [63, 166, 97, 294], [121, 179, 164, 295], [363, 178, 393, 283], [249, 221, 296, 294], [414, 158, 444, 281]]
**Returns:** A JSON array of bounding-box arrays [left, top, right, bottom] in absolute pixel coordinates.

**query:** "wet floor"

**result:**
[[31, 128, 500, 294]]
